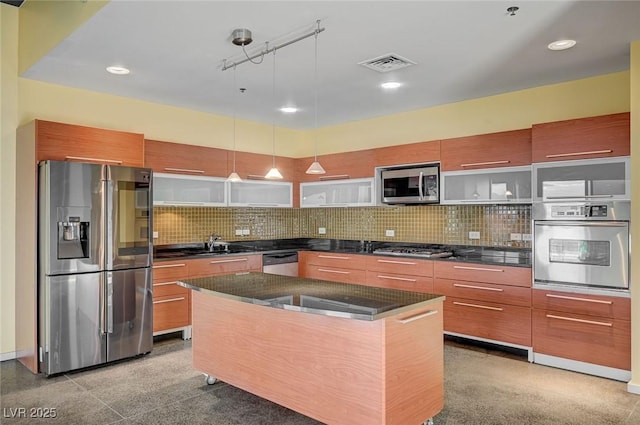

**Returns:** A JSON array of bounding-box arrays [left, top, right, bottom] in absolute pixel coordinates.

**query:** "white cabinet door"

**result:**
[[532, 156, 630, 202], [153, 173, 226, 206], [300, 178, 375, 207], [441, 166, 532, 204], [227, 180, 293, 207]]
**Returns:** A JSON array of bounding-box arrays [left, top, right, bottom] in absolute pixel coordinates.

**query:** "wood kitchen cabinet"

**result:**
[[34, 119, 144, 166], [373, 140, 441, 168], [531, 112, 630, 163], [230, 151, 297, 181], [297, 149, 376, 182], [189, 254, 262, 277], [365, 256, 434, 293], [152, 261, 191, 337], [298, 251, 367, 284], [144, 139, 228, 177], [440, 129, 531, 171], [532, 289, 631, 377], [433, 261, 532, 347]]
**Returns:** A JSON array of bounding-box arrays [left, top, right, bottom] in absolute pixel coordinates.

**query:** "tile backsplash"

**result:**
[[153, 204, 531, 248]]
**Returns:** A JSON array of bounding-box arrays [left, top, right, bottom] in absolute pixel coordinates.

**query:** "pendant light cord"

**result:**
[[313, 22, 319, 161], [232, 64, 237, 172], [271, 48, 277, 168]]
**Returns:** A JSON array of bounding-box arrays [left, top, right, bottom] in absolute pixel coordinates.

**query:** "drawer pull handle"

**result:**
[[377, 274, 417, 282], [460, 160, 510, 168], [65, 155, 123, 164], [318, 255, 350, 260], [153, 263, 187, 269], [376, 259, 418, 265], [153, 297, 185, 304], [546, 149, 612, 159], [545, 294, 613, 305], [318, 268, 350, 274], [546, 314, 613, 327], [453, 301, 504, 311], [163, 167, 205, 174], [453, 265, 504, 273], [153, 281, 178, 287], [398, 310, 438, 324], [453, 283, 503, 292], [209, 258, 248, 264]]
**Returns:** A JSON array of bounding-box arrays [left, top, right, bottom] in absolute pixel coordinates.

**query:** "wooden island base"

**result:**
[[192, 291, 443, 425]]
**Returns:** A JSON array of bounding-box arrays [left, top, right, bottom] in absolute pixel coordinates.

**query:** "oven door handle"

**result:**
[[535, 221, 628, 228]]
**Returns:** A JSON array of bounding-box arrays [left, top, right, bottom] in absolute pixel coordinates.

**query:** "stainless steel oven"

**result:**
[[533, 202, 630, 290]]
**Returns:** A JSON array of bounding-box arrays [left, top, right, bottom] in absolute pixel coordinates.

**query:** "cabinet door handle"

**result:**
[[153, 263, 186, 269], [545, 293, 613, 305], [376, 259, 418, 265], [209, 258, 248, 264], [453, 283, 503, 292], [318, 255, 350, 260], [65, 155, 123, 164], [318, 268, 350, 274], [453, 301, 503, 311], [460, 160, 510, 168], [319, 174, 350, 180], [453, 265, 504, 273], [153, 297, 186, 304], [377, 274, 417, 282], [545, 149, 612, 159], [163, 167, 205, 174], [153, 281, 178, 287], [398, 310, 438, 324], [165, 201, 206, 205], [546, 314, 613, 327]]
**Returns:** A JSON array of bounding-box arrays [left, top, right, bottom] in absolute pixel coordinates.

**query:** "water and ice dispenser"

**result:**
[[57, 215, 90, 259]]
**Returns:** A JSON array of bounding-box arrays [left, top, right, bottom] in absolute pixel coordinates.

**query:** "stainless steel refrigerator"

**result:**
[[38, 160, 153, 375]]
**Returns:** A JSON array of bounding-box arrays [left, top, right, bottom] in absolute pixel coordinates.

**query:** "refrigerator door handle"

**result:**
[[99, 274, 106, 335], [107, 272, 114, 334], [105, 178, 114, 270]]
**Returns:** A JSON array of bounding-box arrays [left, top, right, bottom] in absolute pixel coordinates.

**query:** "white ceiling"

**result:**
[[22, 1, 640, 130]]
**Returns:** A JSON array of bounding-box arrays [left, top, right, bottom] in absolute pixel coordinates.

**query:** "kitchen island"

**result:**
[[178, 272, 445, 425]]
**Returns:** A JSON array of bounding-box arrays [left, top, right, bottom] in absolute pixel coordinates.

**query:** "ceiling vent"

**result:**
[[358, 53, 416, 73]]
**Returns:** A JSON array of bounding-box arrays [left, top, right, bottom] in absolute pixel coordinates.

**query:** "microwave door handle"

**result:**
[[418, 171, 424, 200]]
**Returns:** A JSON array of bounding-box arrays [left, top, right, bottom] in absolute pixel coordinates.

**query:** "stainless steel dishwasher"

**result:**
[[262, 251, 298, 276]]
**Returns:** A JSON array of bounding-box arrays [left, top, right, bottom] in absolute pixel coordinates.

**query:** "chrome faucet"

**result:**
[[207, 234, 228, 252]]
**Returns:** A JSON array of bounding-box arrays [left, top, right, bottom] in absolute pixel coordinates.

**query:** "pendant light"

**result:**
[[265, 48, 283, 179], [227, 64, 242, 182], [306, 21, 326, 175]]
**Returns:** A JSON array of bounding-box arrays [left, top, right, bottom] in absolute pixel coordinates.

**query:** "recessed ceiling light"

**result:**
[[106, 66, 130, 75], [381, 81, 402, 89], [280, 107, 298, 113], [547, 39, 576, 51]]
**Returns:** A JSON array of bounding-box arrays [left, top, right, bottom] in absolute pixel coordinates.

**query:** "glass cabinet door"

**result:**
[[227, 180, 293, 207], [441, 166, 532, 204], [153, 173, 226, 206], [300, 178, 375, 208]]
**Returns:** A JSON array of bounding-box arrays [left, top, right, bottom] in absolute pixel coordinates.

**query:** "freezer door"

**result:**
[[106, 268, 153, 362], [39, 160, 105, 275], [106, 165, 152, 270], [41, 273, 106, 375]]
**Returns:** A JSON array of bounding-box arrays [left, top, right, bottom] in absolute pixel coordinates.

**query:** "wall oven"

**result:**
[[533, 202, 630, 290]]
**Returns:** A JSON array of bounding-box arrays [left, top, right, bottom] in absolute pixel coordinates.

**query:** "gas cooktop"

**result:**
[[372, 246, 453, 259]]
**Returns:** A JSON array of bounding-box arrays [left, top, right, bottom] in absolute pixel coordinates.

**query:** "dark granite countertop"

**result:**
[[155, 238, 532, 267], [178, 272, 444, 321]]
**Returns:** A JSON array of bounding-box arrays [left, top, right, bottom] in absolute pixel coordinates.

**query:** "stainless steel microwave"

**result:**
[[381, 164, 440, 204]]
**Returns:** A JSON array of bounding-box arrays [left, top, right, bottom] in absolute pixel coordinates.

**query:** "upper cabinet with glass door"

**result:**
[[532, 156, 630, 202], [441, 166, 532, 204], [227, 180, 293, 208], [153, 173, 226, 206], [300, 178, 375, 207]]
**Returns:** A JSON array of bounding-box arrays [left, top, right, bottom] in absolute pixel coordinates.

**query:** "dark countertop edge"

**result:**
[[177, 277, 446, 321]]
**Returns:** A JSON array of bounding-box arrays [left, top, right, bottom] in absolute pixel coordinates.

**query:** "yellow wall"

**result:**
[[1, 3, 19, 359]]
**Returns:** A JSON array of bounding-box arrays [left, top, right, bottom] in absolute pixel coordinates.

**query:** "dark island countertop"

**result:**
[[178, 272, 445, 321]]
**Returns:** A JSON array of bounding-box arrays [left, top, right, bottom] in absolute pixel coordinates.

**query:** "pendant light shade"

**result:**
[[306, 21, 326, 175], [227, 65, 243, 182], [265, 49, 283, 180]]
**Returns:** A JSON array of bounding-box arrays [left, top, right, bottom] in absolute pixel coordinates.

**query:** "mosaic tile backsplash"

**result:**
[[153, 204, 531, 248]]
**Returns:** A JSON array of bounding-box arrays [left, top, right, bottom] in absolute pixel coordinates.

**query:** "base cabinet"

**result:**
[[152, 261, 191, 336]]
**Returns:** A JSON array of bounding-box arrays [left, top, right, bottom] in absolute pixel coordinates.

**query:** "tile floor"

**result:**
[[1, 335, 639, 425]]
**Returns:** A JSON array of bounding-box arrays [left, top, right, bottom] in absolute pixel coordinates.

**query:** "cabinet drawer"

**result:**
[[532, 290, 630, 320], [153, 282, 190, 298], [366, 256, 433, 277], [366, 271, 433, 293], [153, 293, 190, 332], [189, 255, 262, 277], [152, 261, 189, 282], [434, 278, 531, 307], [434, 262, 531, 287], [532, 309, 630, 370], [301, 251, 367, 270], [303, 265, 366, 285], [443, 297, 531, 347]]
